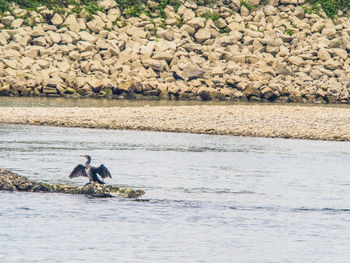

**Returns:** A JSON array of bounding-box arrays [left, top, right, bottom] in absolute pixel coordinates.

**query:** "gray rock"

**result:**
[[48, 31, 61, 43], [318, 49, 331, 61], [324, 59, 341, 70], [182, 8, 196, 21], [261, 87, 275, 100], [0, 168, 144, 198], [87, 17, 105, 33], [79, 31, 97, 43], [177, 65, 205, 81], [64, 14, 81, 33], [1, 16, 15, 26], [288, 56, 305, 66], [32, 37, 47, 46], [11, 19, 24, 28], [77, 41, 94, 52], [264, 5, 277, 16], [51, 13, 63, 26], [98, 0, 117, 10], [194, 28, 211, 43], [329, 37, 348, 49], [187, 17, 205, 29]]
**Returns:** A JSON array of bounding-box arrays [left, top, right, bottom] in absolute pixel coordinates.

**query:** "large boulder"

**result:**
[[51, 13, 63, 26], [98, 0, 117, 10], [194, 28, 211, 43], [175, 65, 205, 81]]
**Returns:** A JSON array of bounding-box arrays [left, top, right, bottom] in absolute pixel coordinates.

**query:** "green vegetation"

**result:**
[[200, 11, 220, 21], [195, 0, 216, 5], [103, 88, 112, 97], [285, 29, 294, 35], [301, 2, 322, 16], [125, 5, 142, 17], [240, 0, 255, 11], [0, 0, 10, 12], [120, 0, 182, 18], [302, 0, 349, 18], [176, 16, 184, 28], [0, 0, 349, 21], [219, 27, 231, 34], [84, 1, 103, 15]]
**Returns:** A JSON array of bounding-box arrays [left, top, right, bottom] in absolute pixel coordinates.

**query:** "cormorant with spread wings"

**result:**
[[69, 155, 111, 184]]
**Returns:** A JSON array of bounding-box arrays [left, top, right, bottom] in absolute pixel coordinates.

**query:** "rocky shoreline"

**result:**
[[0, 168, 145, 198], [1, 105, 350, 141], [0, 0, 349, 103]]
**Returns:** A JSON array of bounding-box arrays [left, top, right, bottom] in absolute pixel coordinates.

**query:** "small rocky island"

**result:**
[[0, 168, 145, 198]]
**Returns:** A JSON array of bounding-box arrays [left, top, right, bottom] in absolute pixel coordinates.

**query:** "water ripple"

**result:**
[[1, 124, 350, 262]]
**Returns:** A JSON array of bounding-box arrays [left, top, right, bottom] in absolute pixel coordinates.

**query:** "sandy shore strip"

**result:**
[[1, 105, 350, 141]]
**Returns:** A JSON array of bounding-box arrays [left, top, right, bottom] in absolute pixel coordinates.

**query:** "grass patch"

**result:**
[[310, 0, 349, 17], [0, 0, 10, 12], [195, 0, 216, 5], [285, 29, 293, 35], [219, 27, 231, 34], [240, 0, 255, 11], [200, 11, 220, 21], [303, 0, 349, 18], [301, 2, 322, 15]]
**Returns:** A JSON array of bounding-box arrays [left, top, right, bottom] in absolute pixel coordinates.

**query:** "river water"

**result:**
[[1, 124, 350, 262]]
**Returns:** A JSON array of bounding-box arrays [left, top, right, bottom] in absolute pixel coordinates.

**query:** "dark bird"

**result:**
[[69, 155, 111, 184], [172, 71, 185, 81]]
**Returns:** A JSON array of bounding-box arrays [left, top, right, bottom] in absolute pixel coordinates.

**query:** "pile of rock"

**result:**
[[0, 0, 349, 103], [0, 168, 145, 198]]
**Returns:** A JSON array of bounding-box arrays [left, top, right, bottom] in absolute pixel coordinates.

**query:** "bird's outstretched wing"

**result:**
[[69, 164, 88, 178], [94, 164, 112, 179]]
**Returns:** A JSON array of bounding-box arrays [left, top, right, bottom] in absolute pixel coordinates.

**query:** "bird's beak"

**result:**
[[80, 155, 87, 158]]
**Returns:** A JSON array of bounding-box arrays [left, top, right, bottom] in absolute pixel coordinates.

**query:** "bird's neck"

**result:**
[[85, 158, 91, 167]]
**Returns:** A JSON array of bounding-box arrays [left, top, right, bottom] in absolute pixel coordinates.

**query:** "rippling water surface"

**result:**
[[1, 124, 350, 262]]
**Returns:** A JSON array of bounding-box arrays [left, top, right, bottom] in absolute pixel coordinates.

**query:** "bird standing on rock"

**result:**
[[69, 155, 111, 184]]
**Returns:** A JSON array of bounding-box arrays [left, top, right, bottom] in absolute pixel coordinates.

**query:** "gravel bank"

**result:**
[[1, 105, 350, 141]]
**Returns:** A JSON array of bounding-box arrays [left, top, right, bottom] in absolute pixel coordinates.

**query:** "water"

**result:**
[[1, 124, 350, 262], [0, 96, 238, 108], [1, 96, 350, 108]]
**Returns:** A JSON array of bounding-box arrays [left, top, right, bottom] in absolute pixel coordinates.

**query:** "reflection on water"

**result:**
[[1, 124, 350, 262]]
